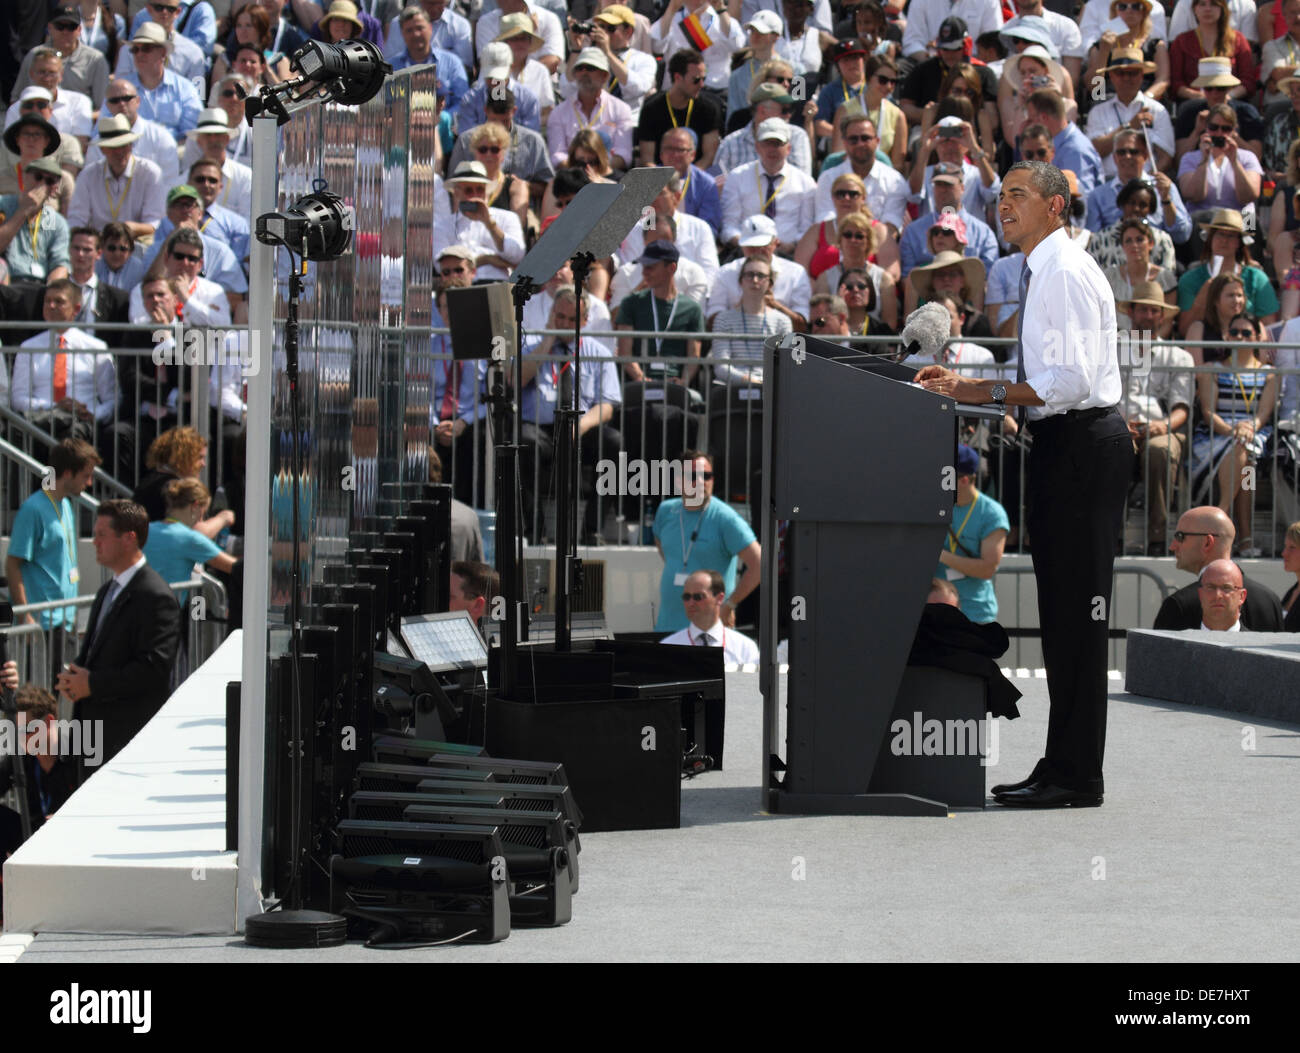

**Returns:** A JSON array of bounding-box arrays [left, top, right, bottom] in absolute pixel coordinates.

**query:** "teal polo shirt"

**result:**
[[7, 489, 78, 629]]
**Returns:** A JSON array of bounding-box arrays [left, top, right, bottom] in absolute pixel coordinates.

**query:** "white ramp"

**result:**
[[3, 633, 242, 935]]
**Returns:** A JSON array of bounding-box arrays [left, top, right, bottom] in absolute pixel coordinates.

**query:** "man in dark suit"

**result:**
[[55, 499, 180, 767], [67, 225, 130, 348], [1154, 506, 1284, 631]]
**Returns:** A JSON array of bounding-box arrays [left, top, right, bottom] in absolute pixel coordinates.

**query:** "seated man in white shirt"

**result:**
[[444, 160, 526, 282], [1197, 559, 1247, 631], [719, 118, 816, 255], [12, 278, 134, 476], [4, 56, 94, 148], [661, 568, 761, 663], [127, 227, 231, 327]]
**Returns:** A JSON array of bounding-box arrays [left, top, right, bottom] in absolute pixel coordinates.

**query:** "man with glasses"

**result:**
[[67, 113, 166, 239], [186, 109, 252, 217], [714, 81, 812, 176], [814, 115, 907, 234], [652, 450, 761, 632], [1084, 128, 1190, 242], [807, 292, 851, 338], [637, 49, 723, 168], [657, 127, 721, 236], [84, 77, 180, 183], [661, 569, 760, 662], [1155, 506, 1283, 629], [908, 115, 1000, 218], [1085, 48, 1175, 177], [185, 158, 250, 263], [547, 46, 634, 169], [4, 56, 94, 149], [444, 159, 525, 282], [128, 227, 229, 329], [12, 6, 110, 108], [719, 118, 815, 256], [0, 156, 70, 284], [115, 1, 207, 84], [1195, 559, 1248, 631], [560, 5, 655, 122], [66, 225, 130, 347], [128, 0, 218, 55], [143, 184, 247, 320], [706, 214, 810, 324], [390, 6, 469, 118], [95, 222, 148, 291], [121, 21, 202, 143]]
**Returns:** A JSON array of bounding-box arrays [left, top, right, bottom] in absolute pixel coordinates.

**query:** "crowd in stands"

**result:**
[[7, 1, 1300, 637]]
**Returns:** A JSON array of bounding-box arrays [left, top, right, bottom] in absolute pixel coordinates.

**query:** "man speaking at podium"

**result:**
[[916, 162, 1132, 808]]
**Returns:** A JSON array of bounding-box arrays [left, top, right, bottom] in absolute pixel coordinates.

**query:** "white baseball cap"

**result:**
[[480, 42, 512, 84], [745, 10, 783, 35], [738, 215, 778, 247], [755, 117, 790, 143]]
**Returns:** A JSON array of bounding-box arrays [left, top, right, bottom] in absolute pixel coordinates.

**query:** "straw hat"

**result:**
[[1199, 208, 1250, 243], [319, 1, 363, 34], [94, 112, 141, 148], [909, 249, 985, 301], [496, 12, 543, 51], [1118, 279, 1178, 314], [446, 160, 491, 186], [1008, 44, 1068, 94], [1100, 47, 1157, 76], [1193, 57, 1241, 90]]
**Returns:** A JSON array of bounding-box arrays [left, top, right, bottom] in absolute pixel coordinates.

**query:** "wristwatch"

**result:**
[[990, 383, 1007, 405]]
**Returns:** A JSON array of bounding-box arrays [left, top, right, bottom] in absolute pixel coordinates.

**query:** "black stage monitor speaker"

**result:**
[[444, 282, 516, 360]]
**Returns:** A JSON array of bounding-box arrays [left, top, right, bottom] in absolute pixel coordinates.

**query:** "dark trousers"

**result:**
[[1025, 407, 1134, 794]]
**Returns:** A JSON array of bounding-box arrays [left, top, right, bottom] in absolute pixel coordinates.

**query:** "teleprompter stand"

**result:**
[[759, 335, 1005, 816]]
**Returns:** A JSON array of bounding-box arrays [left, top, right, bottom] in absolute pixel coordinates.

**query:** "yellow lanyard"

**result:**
[[28, 208, 42, 255], [578, 94, 605, 129], [1233, 369, 1260, 414], [948, 492, 980, 553], [668, 97, 694, 129], [44, 490, 77, 568], [104, 164, 134, 220], [756, 166, 784, 211]]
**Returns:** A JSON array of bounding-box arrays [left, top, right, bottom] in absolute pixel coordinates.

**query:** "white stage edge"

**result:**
[[3, 633, 242, 936]]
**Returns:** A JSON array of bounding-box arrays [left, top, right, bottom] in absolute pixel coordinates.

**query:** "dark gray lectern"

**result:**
[[759, 334, 999, 816]]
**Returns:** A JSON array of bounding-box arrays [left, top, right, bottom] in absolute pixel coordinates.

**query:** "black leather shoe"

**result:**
[[994, 781, 1103, 808], [990, 761, 1045, 797]]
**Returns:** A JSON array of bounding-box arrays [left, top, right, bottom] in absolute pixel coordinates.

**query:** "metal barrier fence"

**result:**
[[0, 573, 228, 722], [5, 319, 1300, 555]]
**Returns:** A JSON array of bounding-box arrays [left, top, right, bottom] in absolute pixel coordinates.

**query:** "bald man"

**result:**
[[1197, 559, 1247, 632], [1154, 506, 1283, 630]]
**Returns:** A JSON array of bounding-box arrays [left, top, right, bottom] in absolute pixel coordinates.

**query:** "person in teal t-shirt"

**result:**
[[4, 439, 100, 632], [142, 478, 237, 600], [935, 445, 1010, 624], [652, 450, 761, 631]]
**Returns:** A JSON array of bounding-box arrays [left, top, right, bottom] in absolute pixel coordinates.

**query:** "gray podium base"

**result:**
[[1126, 630, 1300, 723]]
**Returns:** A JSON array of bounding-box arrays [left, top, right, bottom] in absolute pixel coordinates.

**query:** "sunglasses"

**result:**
[[32, 174, 61, 186], [171, 250, 202, 263], [1173, 530, 1216, 542], [1228, 328, 1255, 337], [689, 471, 714, 480], [1115, 1, 1145, 9], [1114, 147, 1142, 157], [149, 2, 181, 11], [844, 134, 875, 144], [841, 282, 869, 291], [681, 592, 711, 602], [689, 75, 705, 84], [220, 88, 241, 99], [19, 101, 49, 111], [875, 75, 898, 86], [476, 145, 501, 154], [106, 94, 138, 105], [1023, 147, 1051, 159], [1207, 123, 1234, 132], [105, 243, 131, 252], [833, 189, 862, 199], [52, 20, 79, 31]]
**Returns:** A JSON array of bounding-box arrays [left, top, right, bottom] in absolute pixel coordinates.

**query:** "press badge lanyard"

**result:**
[[947, 492, 980, 554], [649, 293, 679, 357], [45, 490, 78, 583], [679, 502, 709, 566]]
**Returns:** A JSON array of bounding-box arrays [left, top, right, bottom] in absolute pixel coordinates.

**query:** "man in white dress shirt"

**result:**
[[918, 162, 1132, 809], [443, 160, 526, 281], [12, 280, 119, 446], [815, 114, 909, 233], [1084, 48, 1175, 177], [127, 227, 231, 327], [66, 114, 167, 239], [720, 118, 815, 255], [706, 215, 810, 323], [83, 78, 181, 184], [619, 172, 719, 282], [661, 569, 761, 663], [558, 6, 657, 121]]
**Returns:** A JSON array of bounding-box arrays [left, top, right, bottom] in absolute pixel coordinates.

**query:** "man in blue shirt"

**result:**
[[1083, 128, 1191, 243], [389, 6, 469, 117], [4, 439, 101, 666], [935, 444, 1010, 624], [1026, 88, 1104, 199], [653, 450, 762, 632], [123, 22, 202, 142]]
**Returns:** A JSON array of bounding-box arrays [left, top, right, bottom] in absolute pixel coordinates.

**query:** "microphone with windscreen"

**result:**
[[900, 301, 951, 363]]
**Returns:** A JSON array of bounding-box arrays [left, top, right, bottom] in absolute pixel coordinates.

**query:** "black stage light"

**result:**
[[255, 190, 353, 261], [244, 38, 390, 125]]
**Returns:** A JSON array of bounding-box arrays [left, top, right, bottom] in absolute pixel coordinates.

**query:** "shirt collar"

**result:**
[[114, 553, 148, 592], [688, 620, 724, 644], [1025, 224, 1069, 273], [1200, 618, 1242, 632]]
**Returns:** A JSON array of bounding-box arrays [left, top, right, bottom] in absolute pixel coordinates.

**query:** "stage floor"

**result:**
[[13, 668, 1300, 962]]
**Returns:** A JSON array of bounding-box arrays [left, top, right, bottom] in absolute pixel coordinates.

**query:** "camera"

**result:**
[[1210, 135, 1226, 148], [936, 126, 963, 139], [571, 20, 595, 34]]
